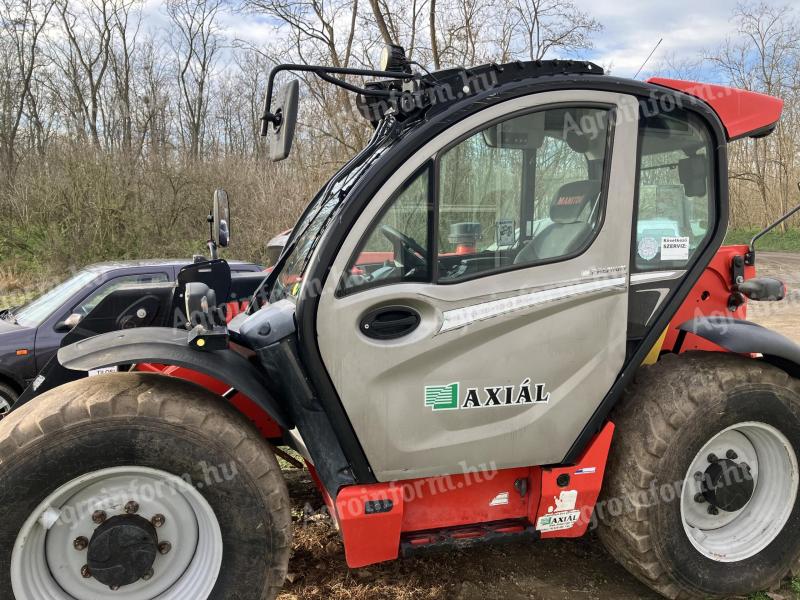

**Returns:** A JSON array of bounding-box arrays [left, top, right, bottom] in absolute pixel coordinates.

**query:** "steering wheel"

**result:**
[[380, 225, 427, 267]]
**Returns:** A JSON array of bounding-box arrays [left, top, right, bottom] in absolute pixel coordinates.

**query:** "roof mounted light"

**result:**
[[380, 44, 411, 74]]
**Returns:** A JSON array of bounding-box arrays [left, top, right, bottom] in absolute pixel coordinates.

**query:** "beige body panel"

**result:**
[[316, 91, 640, 481]]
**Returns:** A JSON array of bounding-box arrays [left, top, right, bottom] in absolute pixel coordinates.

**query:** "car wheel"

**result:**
[[0, 382, 17, 415]]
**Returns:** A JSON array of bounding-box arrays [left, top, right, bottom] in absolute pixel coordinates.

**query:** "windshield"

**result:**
[[269, 129, 395, 303], [13, 269, 101, 328]]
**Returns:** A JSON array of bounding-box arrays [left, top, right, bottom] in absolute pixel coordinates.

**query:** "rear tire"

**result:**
[[0, 372, 291, 600], [598, 352, 800, 599]]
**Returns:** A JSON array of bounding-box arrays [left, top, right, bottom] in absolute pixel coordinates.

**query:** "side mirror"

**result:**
[[55, 313, 82, 333], [268, 79, 299, 162], [213, 189, 231, 248]]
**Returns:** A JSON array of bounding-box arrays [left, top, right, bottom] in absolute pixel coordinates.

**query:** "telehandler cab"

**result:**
[[2, 47, 799, 599]]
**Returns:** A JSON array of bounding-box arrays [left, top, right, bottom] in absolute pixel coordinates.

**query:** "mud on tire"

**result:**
[[0, 372, 291, 600], [597, 352, 800, 599]]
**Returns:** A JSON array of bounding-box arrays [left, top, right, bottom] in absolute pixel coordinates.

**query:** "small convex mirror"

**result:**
[[269, 79, 299, 162], [213, 189, 231, 248]]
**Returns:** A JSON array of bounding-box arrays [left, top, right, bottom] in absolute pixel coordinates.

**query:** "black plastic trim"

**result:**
[[58, 327, 292, 429], [679, 317, 800, 376]]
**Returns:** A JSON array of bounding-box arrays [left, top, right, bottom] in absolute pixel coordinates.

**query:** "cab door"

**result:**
[[316, 91, 640, 482]]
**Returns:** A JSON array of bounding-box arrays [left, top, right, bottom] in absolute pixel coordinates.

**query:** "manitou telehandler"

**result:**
[[2, 46, 799, 599]]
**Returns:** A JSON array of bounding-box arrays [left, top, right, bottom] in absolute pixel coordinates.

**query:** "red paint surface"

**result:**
[[533, 422, 615, 539], [133, 363, 283, 439], [334, 425, 615, 567], [664, 244, 755, 353], [648, 78, 784, 140], [336, 484, 406, 568]]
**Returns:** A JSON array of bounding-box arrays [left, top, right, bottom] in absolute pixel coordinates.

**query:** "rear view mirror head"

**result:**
[[482, 111, 545, 149], [213, 189, 231, 248], [55, 313, 82, 333], [269, 79, 299, 162], [678, 155, 708, 197]]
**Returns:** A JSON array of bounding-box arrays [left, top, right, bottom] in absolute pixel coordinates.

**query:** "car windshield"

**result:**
[[12, 269, 101, 328], [269, 131, 395, 303]]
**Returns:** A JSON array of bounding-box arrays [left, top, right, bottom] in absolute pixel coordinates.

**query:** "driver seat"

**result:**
[[514, 180, 601, 264]]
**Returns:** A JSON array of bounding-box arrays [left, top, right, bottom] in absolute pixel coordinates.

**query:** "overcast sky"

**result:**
[[589, 0, 740, 78], [147, 0, 790, 81]]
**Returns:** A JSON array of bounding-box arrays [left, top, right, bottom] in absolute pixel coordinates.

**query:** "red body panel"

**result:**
[[335, 484, 406, 568], [134, 363, 283, 439], [400, 467, 537, 532], [663, 244, 755, 353], [332, 424, 614, 568], [647, 78, 784, 140], [533, 422, 615, 539]]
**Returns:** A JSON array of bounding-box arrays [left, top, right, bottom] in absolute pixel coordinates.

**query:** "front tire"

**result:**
[[0, 381, 17, 415], [598, 352, 800, 599], [0, 372, 291, 600]]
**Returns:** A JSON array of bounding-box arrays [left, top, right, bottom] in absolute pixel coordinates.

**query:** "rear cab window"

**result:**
[[634, 106, 715, 272]]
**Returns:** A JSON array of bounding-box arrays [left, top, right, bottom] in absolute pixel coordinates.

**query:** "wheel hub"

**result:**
[[86, 515, 159, 588], [701, 458, 755, 513]]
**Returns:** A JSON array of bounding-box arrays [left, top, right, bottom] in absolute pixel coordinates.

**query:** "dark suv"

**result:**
[[0, 259, 261, 410]]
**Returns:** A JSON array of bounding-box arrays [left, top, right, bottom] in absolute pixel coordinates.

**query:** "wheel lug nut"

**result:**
[[708, 505, 719, 515], [141, 568, 154, 581], [707, 453, 718, 463], [151, 514, 165, 528], [158, 541, 172, 555], [81, 565, 92, 579], [726, 449, 738, 460], [73, 536, 89, 551], [694, 493, 706, 503], [92, 510, 107, 524], [124, 500, 139, 514]]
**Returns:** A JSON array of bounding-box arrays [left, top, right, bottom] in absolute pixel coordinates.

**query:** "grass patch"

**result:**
[[725, 228, 800, 252], [792, 577, 800, 596]]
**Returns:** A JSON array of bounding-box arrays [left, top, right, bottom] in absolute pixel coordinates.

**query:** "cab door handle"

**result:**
[[360, 306, 421, 340]]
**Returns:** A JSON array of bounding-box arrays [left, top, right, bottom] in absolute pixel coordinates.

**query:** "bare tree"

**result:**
[[167, 0, 223, 160], [430, 0, 440, 68], [708, 2, 800, 229], [501, 0, 601, 61], [52, 0, 117, 148], [0, 0, 54, 177]]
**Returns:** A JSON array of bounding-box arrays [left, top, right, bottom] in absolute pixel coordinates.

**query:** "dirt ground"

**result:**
[[277, 252, 800, 600]]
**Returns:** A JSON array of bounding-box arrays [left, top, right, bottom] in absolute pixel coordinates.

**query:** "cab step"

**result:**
[[400, 519, 537, 557]]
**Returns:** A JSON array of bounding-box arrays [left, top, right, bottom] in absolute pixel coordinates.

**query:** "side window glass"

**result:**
[[341, 167, 432, 293], [75, 273, 169, 315], [438, 106, 612, 283], [635, 107, 714, 271]]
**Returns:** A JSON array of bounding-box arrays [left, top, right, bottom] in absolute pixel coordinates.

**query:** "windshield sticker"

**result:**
[[536, 490, 581, 533], [637, 237, 659, 261], [424, 378, 550, 411], [496, 219, 515, 246], [661, 236, 690, 261]]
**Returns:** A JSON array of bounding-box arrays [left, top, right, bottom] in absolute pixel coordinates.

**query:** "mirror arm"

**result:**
[[747, 182, 800, 266], [260, 64, 415, 136]]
